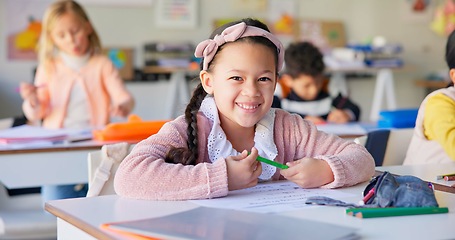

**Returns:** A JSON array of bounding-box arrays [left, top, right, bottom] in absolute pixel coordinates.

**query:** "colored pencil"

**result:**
[[346, 207, 449, 218], [247, 152, 289, 169], [256, 155, 289, 169], [436, 173, 455, 180]]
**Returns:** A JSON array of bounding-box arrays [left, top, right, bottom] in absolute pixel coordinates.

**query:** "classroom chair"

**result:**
[[0, 183, 57, 240], [0, 118, 13, 130], [86, 142, 132, 197], [354, 128, 414, 166]]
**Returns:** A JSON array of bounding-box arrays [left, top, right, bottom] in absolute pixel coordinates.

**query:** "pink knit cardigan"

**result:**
[[114, 109, 375, 200], [22, 55, 132, 129]]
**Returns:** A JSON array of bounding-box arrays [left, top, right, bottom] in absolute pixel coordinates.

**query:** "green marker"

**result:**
[[248, 152, 288, 169], [346, 207, 449, 218]]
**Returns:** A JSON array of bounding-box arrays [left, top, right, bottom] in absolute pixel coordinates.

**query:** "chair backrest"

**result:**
[[355, 128, 414, 166], [86, 142, 132, 197]]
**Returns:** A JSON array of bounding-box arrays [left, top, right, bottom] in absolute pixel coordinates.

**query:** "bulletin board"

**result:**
[[298, 20, 346, 51], [103, 48, 134, 81], [155, 0, 198, 29], [5, 0, 52, 61]]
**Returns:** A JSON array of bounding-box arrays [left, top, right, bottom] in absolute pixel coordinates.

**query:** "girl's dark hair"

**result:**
[[446, 29, 455, 70], [165, 18, 279, 165]]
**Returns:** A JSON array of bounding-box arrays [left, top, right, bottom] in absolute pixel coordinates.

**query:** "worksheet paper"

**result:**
[[190, 181, 355, 213], [0, 125, 92, 145]]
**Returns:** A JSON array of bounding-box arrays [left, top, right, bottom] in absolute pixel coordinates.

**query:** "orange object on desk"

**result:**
[[93, 115, 170, 141]]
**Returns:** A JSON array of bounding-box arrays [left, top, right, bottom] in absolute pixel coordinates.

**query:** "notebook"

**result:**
[[102, 207, 358, 240]]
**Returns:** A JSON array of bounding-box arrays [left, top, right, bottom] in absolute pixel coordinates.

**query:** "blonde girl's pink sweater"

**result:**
[[114, 109, 375, 200], [22, 55, 133, 129]]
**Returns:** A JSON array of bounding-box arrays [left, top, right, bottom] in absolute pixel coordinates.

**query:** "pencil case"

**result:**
[[305, 171, 439, 209], [92, 115, 170, 142], [363, 171, 438, 208]]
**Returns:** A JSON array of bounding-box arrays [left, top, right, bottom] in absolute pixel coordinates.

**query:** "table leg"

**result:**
[[329, 72, 349, 97], [369, 69, 397, 122]]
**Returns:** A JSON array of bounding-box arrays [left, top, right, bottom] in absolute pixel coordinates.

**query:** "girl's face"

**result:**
[[201, 42, 277, 130], [50, 12, 92, 56]]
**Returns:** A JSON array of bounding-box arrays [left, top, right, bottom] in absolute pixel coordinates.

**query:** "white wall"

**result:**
[[0, 0, 446, 121]]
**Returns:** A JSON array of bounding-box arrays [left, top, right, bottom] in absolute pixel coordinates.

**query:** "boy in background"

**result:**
[[272, 41, 360, 124]]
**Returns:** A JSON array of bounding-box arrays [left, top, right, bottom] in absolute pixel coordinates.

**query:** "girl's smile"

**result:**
[[236, 102, 260, 111]]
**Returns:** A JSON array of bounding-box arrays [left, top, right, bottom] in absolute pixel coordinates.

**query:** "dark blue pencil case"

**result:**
[[363, 171, 438, 208], [306, 172, 438, 208]]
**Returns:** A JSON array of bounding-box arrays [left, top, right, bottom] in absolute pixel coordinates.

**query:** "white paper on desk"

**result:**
[[105, 207, 358, 240], [316, 123, 367, 136], [0, 125, 92, 144], [190, 181, 355, 213]]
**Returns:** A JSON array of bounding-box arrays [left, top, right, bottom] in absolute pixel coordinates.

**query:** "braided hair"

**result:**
[[165, 18, 279, 165]]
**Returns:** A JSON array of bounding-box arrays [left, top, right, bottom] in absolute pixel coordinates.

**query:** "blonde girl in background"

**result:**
[[19, 0, 134, 201], [114, 18, 374, 200]]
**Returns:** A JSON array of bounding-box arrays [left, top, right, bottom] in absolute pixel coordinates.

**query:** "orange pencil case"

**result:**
[[93, 115, 170, 142]]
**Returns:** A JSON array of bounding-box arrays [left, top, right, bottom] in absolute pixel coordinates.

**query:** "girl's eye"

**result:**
[[230, 76, 242, 81], [258, 77, 271, 82]]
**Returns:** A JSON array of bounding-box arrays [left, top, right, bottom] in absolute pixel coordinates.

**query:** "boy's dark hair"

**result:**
[[165, 18, 280, 165], [285, 41, 325, 78], [446, 30, 455, 87], [445, 29, 455, 70]]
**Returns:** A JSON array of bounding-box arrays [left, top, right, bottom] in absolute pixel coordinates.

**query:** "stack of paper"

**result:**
[[0, 125, 91, 144]]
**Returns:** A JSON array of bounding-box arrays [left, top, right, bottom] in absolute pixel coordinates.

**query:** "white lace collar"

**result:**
[[200, 96, 278, 180]]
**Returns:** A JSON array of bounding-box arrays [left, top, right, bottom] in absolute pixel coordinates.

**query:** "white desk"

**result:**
[[0, 121, 368, 189], [0, 141, 121, 189], [46, 164, 455, 240]]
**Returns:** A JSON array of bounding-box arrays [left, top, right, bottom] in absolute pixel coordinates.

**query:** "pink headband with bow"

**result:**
[[194, 22, 284, 71]]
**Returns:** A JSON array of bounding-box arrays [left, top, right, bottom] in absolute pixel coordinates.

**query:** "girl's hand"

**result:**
[[111, 99, 134, 118], [226, 148, 262, 191], [280, 157, 334, 188], [19, 82, 40, 108], [327, 109, 350, 123]]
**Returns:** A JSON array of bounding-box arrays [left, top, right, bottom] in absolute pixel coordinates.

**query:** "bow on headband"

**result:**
[[194, 22, 284, 71]]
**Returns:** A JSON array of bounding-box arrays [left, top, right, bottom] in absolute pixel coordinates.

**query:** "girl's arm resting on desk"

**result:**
[[114, 116, 229, 201], [274, 110, 375, 188]]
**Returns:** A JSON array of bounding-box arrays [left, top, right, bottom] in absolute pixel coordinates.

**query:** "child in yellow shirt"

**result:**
[[404, 30, 455, 164]]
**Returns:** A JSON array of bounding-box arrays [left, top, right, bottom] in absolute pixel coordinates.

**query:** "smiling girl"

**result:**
[[114, 18, 374, 200]]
